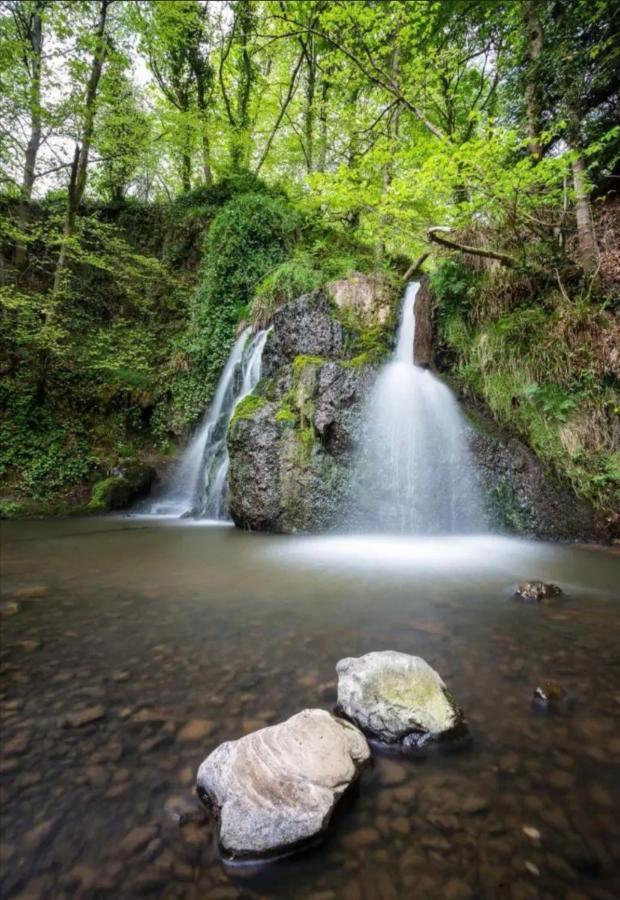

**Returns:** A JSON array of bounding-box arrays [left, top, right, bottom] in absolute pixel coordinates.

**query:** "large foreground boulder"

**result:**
[[336, 651, 466, 750], [196, 709, 370, 860]]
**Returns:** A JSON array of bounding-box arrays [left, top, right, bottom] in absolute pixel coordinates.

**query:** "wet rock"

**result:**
[[65, 705, 105, 727], [118, 825, 158, 857], [532, 680, 571, 713], [0, 601, 19, 617], [177, 719, 214, 742], [514, 582, 563, 604], [341, 827, 380, 850], [13, 585, 48, 599], [522, 825, 542, 841], [2, 730, 30, 756], [23, 819, 54, 849], [88, 463, 157, 512], [336, 651, 466, 749], [196, 709, 370, 860], [461, 794, 489, 815]]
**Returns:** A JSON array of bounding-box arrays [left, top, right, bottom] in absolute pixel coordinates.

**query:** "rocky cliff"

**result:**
[[227, 276, 608, 541], [227, 282, 391, 532]]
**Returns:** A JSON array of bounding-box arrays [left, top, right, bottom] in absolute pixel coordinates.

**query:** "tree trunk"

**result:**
[[303, 34, 316, 173], [180, 124, 193, 193], [316, 71, 329, 172], [15, 2, 44, 272], [523, 0, 544, 160], [52, 0, 109, 294], [571, 151, 598, 271]]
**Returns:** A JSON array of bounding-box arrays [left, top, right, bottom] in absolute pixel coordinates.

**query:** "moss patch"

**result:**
[[230, 394, 266, 425], [292, 355, 325, 380], [275, 407, 296, 427]]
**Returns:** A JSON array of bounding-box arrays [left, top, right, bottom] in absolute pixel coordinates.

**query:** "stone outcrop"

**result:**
[[228, 284, 395, 532], [335, 651, 467, 750], [196, 709, 370, 860], [88, 463, 157, 512], [466, 407, 606, 541], [327, 272, 393, 327]]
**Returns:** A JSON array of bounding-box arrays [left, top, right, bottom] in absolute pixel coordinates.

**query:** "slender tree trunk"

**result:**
[[52, 0, 110, 294], [570, 149, 598, 271], [523, 0, 544, 160], [230, 0, 254, 170], [303, 34, 316, 173], [180, 123, 193, 193], [15, 2, 44, 272], [193, 64, 213, 186], [316, 71, 329, 172]]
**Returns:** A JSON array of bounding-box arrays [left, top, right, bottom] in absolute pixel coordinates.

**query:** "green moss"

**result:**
[[88, 477, 123, 512], [275, 407, 296, 426], [230, 394, 266, 424], [292, 355, 325, 380], [296, 424, 316, 463], [343, 350, 377, 368]]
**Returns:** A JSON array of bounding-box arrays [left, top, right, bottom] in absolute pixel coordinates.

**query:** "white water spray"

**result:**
[[144, 328, 268, 519], [355, 282, 485, 534]]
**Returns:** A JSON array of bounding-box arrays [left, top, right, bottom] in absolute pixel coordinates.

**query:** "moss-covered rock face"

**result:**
[[227, 287, 392, 533], [88, 463, 156, 512]]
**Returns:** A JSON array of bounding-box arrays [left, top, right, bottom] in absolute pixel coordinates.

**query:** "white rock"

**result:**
[[336, 650, 464, 747], [196, 708, 370, 859]]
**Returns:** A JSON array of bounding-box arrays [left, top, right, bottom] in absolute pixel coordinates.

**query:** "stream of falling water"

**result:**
[[355, 282, 485, 533], [144, 328, 268, 519]]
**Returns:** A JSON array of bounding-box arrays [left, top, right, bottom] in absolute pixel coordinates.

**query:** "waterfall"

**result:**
[[354, 282, 485, 534], [145, 328, 268, 519]]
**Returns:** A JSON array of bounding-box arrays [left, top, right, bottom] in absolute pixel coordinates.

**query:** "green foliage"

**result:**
[[166, 190, 300, 429], [251, 255, 325, 327], [434, 261, 619, 509], [88, 477, 122, 512]]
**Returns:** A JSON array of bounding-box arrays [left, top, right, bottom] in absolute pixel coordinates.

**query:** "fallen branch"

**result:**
[[427, 226, 518, 268], [403, 251, 430, 282]]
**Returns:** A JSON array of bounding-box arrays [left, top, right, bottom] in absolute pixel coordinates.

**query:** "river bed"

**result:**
[[1, 519, 619, 899]]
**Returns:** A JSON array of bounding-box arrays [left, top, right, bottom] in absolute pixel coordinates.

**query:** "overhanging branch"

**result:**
[[427, 226, 518, 268]]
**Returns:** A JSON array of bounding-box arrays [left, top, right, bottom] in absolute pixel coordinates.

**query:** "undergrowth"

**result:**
[[432, 260, 620, 509]]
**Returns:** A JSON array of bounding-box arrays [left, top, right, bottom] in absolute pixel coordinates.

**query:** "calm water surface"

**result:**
[[1, 519, 619, 899]]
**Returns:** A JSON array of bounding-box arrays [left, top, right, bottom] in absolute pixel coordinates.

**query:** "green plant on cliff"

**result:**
[[160, 189, 300, 432], [433, 260, 619, 510]]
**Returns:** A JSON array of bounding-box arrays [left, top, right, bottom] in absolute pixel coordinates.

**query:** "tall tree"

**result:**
[[53, 0, 112, 292]]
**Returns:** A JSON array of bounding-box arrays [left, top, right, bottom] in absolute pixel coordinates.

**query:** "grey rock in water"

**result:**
[[514, 581, 563, 604], [336, 651, 466, 749], [196, 709, 370, 860]]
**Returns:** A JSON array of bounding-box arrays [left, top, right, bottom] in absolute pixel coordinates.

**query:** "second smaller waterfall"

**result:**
[[146, 328, 268, 519]]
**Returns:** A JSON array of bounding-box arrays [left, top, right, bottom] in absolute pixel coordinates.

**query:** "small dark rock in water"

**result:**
[[65, 705, 106, 727], [532, 680, 571, 713], [514, 582, 563, 604]]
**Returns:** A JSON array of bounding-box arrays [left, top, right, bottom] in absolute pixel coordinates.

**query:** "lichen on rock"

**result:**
[[336, 650, 467, 750], [227, 283, 395, 533]]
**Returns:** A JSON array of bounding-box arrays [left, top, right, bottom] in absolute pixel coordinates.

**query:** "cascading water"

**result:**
[[144, 328, 268, 519], [354, 282, 485, 534]]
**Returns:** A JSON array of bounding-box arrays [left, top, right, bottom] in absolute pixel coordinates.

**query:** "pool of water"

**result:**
[[1, 518, 619, 899]]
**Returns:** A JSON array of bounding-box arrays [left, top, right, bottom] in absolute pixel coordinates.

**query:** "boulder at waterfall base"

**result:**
[[336, 651, 466, 750], [196, 709, 370, 859]]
